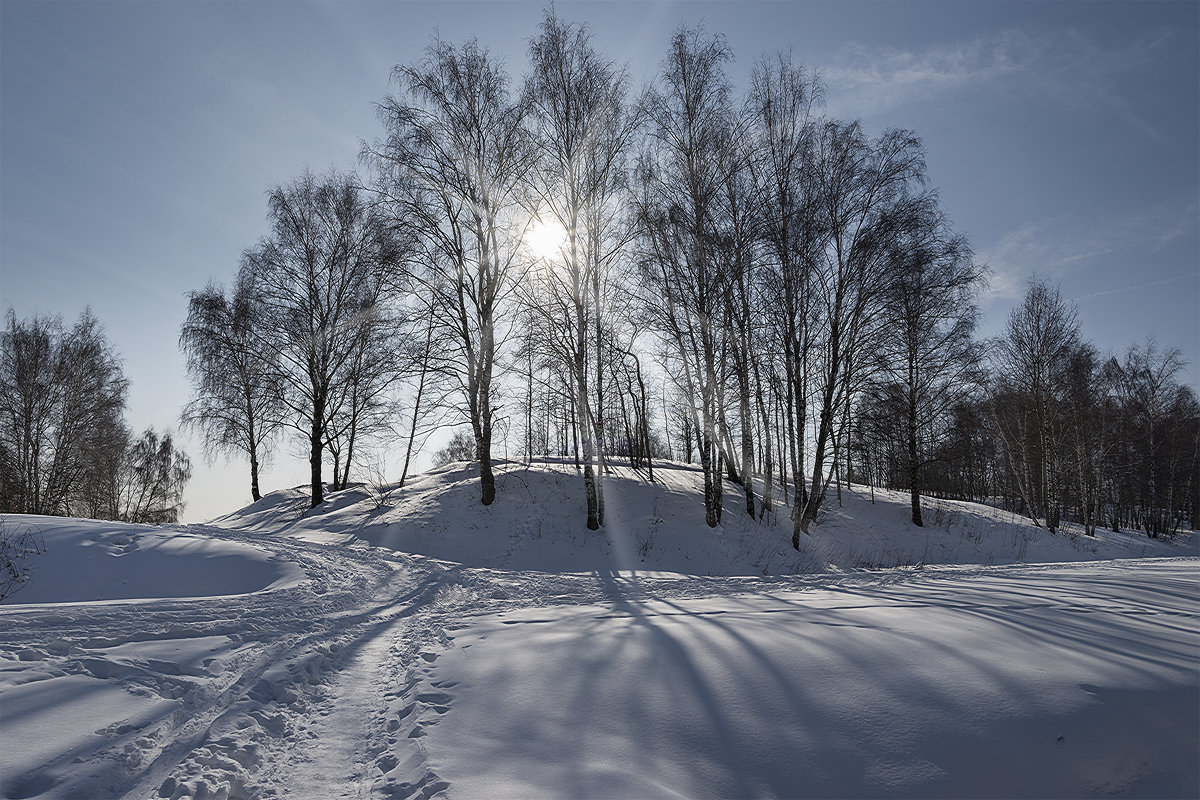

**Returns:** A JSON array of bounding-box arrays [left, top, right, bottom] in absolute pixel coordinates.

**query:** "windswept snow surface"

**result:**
[[1, 461, 1196, 799]]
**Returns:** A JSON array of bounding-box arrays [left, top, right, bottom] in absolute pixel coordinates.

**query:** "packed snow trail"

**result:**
[[1, 522, 448, 799]]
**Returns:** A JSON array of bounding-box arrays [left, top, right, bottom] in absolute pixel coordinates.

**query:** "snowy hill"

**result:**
[[1, 460, 1196, 799], [216, 458, 1194, 574]]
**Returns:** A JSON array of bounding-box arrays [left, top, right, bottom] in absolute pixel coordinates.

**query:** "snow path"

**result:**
[[286, 616, 398, 799], [1, 523, 445, 799]]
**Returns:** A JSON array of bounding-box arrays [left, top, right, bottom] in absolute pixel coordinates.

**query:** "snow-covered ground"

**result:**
[[1, 460, 1197, 799]]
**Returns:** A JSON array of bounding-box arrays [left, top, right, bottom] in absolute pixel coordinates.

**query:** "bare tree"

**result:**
[[396, 298, 453, 488], [524, 9, 641, 529], [180, 273, 282, 502], [795, 122, 926, 541], [116, 427, 192, 524], [1061, 342, 1106, 535], [1113, 338, 1191, 536], [433, 428, 478, 467], [872, 195, 984, 526], [322, 298, 409, 491], [370, 37, 533, 506], [1, 309, 192, 523], [747, 52, 823, 527], [636, 25, 736, 528], [991, 278, 1081, 532], [242, 170, 406, 507], [745, 52, 823, 522], [0, 309, 128, 516]]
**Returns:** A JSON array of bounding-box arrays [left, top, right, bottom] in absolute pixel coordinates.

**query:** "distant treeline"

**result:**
[[0, 310, 192, 523]]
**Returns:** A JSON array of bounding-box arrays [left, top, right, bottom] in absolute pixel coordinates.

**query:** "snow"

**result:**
[[1, 460, 1196, 799], [420, 562, 1198, 798], [2, 516, 303, 604], [214, 460, 1191, 575]]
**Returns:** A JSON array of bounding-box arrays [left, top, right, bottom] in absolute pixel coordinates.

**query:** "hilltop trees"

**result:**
[[240, 170, 408, 508], [635, 26, 737, 529], [524, 11, 640, 529], [771, 122, 926, 542], [869, 197, 983, 527], [746, 51, 823, 521], [181, 171, 412, 509], [369, 37, 533, 507], [169, 13, 1194, 543]]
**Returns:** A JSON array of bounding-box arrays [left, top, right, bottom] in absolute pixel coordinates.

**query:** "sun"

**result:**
[[527, 217, 568, 259]]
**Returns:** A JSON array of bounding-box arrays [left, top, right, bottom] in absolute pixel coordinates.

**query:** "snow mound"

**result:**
[[1, 515, 304, 605], [212, 459, 1196, 575]]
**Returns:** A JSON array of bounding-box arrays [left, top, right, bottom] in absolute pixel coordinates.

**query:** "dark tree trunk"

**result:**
[[909, 382, 923, 527], [752, 357, 773, 517], [247, 398, 262, 502], [309, 394, 325, 507], [250, 450, 261, 502], [477, 419, 495, 506], [699, 433, 720, 528]]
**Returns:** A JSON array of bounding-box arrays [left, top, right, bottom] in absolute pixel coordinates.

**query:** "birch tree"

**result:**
[[795, 122, 925, 541], [525, 10, 640, 529], [873, 195, 983, 526], [370, 37, 533, 506], [180, 274, 282, 502], [747, 51, 823, 523], [242, 170, 406, 507], [636, 26, 735, 528], [991, 279, 1081, 532]]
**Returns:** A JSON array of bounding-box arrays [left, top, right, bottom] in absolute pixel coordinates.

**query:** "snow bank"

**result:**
[[0, 462, 1194, 799], [1, 515, 304, 605]]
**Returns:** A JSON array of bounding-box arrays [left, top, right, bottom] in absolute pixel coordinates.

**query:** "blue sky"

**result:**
[[2, 1, 1197, 521]]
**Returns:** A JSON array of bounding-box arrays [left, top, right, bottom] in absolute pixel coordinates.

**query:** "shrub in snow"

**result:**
[[432, 430, 477, 467], [0, 518, 44, 602]]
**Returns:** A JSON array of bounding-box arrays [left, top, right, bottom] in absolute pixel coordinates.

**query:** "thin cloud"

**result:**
[[823, 28, 1173, 137], [1072, 271, 1199, 302], [980, 201, 1199, 301], [824, 31, 1029, 114]]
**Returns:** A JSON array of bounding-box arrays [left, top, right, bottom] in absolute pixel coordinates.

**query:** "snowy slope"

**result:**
[[1, 515, 304, 605], [1, 460, 1196, 799], [215, 459, 1194, 574]]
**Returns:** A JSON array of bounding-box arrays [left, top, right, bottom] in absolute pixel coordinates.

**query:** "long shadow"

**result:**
[[452, 559, 1200, 798]]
